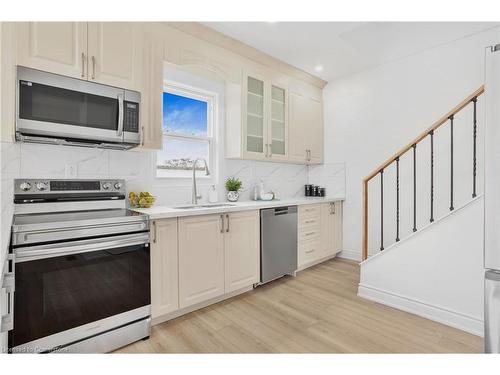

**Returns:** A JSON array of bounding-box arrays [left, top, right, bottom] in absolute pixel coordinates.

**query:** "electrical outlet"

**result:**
[[65, 163, 78, 178]]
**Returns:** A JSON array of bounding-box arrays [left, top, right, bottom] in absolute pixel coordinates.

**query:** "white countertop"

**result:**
[[132, 196, 345, 219]]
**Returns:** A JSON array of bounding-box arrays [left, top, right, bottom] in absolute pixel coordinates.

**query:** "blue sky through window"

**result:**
[[163, 92, 208, 137]]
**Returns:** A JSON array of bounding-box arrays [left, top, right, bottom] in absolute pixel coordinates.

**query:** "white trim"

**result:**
[[358, 284, 484, 337], [337, 248, 362, 262]]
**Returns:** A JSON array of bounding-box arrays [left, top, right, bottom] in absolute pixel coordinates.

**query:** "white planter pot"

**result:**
[[227, 191, 239, 202]]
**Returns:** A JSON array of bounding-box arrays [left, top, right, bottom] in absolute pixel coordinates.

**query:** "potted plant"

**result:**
[[225, 177, 242, 202]]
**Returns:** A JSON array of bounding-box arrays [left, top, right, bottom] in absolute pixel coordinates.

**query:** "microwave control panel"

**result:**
[[123, 101, 140, 133]]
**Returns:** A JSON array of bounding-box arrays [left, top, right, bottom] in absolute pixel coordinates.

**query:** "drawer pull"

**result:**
[[305, 249, 315, 254], [304, 231, 316, 237], [304, 219, 316, 224]]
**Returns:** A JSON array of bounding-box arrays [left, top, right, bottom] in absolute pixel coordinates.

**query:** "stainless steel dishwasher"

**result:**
[[260, 206, 298, 284]]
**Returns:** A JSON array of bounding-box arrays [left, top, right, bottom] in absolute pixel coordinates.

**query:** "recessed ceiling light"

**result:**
[[314, 65, 324, 72]]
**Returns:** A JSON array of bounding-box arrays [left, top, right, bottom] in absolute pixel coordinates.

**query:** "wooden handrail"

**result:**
[[362, 85, 485, 261]]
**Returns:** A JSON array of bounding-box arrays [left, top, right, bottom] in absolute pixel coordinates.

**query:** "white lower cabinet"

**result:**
[[178, 214, 225, 308], [224, 210, 260, 292], [150, 218, 179, 318], [298, 202, 343, 269], [176, 210, 260, 310], [150, 204, 340, 321]]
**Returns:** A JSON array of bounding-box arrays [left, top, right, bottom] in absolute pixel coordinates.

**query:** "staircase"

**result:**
[[362, 85, 485, 260], [358, 86, 486, 335]]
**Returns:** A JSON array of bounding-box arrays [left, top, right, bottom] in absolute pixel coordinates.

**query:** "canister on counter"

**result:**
[[305, 184, 313, 196]]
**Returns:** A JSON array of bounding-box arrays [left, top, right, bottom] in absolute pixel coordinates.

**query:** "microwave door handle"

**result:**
[[117, 93, 124, 137]]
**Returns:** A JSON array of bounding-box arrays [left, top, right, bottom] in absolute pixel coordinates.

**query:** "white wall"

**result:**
[[359, 196, 485, 335], [324, 26, 500, 260]]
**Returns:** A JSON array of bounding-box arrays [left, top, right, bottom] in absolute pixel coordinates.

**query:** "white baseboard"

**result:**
[[337, 249, 361, 262], [358, 284, 484, 337]]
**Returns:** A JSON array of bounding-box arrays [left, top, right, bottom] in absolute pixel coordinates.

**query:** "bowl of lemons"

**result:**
[[129, 191, 156, 208]]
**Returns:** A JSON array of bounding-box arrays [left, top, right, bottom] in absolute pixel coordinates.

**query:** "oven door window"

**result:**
[[19, 81, 119, 131], [12, 243, 150, 347]]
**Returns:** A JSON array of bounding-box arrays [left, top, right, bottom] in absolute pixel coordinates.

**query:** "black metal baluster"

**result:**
[[430, 130, 434, 223], [380, 169, 384, 251], [472, 97, 478, 198], [449, 115, 454, 211], [413, 144, 417, 232], [396, 158, 400, 242]]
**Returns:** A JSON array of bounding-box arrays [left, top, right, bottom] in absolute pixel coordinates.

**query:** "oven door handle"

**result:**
[[15, 232, 150, 263], [117, 93, 124, 137]]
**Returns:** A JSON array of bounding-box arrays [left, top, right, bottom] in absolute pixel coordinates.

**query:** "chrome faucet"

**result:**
[[192, 158, 210, 205]]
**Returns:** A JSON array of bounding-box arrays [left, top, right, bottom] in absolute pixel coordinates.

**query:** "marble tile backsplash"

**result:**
[[0, 142, 346, 263]]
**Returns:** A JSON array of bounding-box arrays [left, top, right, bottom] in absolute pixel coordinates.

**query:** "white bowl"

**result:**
[[260, 193, 274, 201]]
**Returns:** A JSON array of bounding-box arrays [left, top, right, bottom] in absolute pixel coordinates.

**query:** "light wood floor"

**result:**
[[117, 258, 482, 353]]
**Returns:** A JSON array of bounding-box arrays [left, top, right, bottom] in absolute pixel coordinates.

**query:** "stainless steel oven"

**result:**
[[16, 66, 141, 149], [8, 179, 151, 353]]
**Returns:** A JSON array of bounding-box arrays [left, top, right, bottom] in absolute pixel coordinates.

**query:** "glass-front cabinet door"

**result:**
[[243, 73, 288, 160], [245, 76, 266, 156], [270, 84, 287, 159]]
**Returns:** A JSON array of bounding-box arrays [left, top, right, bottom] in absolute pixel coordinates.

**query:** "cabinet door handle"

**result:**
[[220, 214, 224, 233], [268, 143, 272, 157], [91, 55, 96, 79], [226, 214, 230, 232], [152, 221, 157, 243], [264, 143, 268, 157], [141, 126, 145, 147], [332, 202, 336, 215], [81, 52, 86, 78]]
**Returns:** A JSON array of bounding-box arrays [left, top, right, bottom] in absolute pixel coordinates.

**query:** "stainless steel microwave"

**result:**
[[16, 66, 141, 150]]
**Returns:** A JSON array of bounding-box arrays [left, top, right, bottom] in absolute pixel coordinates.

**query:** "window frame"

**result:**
[[156, 80, 217, 181]]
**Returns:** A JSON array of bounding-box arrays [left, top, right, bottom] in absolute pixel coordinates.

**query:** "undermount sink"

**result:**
[[201, 203, 236, 208], [172, 203, 236, 210]]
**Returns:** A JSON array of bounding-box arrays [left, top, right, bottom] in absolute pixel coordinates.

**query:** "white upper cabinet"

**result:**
[[288, 90, 324, 164], [87, 22, 142, 90], [17, 22, 141, 91], [229, 70, 291, 162], [16, 22, 88, 79]]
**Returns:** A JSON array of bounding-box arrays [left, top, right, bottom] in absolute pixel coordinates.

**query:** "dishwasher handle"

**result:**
[[261, 206, 297, 217]]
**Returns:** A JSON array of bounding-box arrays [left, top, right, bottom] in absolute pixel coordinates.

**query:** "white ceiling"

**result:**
[[203, 22, 500, 82]]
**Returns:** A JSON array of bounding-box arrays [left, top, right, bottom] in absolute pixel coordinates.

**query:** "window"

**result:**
[[157, 83, 215, 178]]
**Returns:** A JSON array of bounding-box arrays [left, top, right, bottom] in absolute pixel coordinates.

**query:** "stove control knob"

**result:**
[[102, 182, 111, 190], [19, 182, 32, 191], [36, 182, 48, 191], [114, 182, 122, 190]]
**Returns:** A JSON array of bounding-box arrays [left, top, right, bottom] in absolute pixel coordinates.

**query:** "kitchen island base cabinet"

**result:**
[[150, 218, 179, 318], [178, 214, 225, 309]]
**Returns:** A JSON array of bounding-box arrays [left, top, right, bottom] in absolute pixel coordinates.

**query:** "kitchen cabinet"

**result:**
[[224, 210, 260, 292], [16, 22, 142, 90], [298, 204, 322, 268], [137, 31, 163, 150], [227, 71, 290, 162], [298, 202, 342, 269], [321, 201, 343, 257], [87, 23, 142, 90], [175, 210, 260, 310], [178, 214, 225, 308], [289, 91, 324, 164], [150, 218, 179, 318], [16, 22, 88, 79]]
